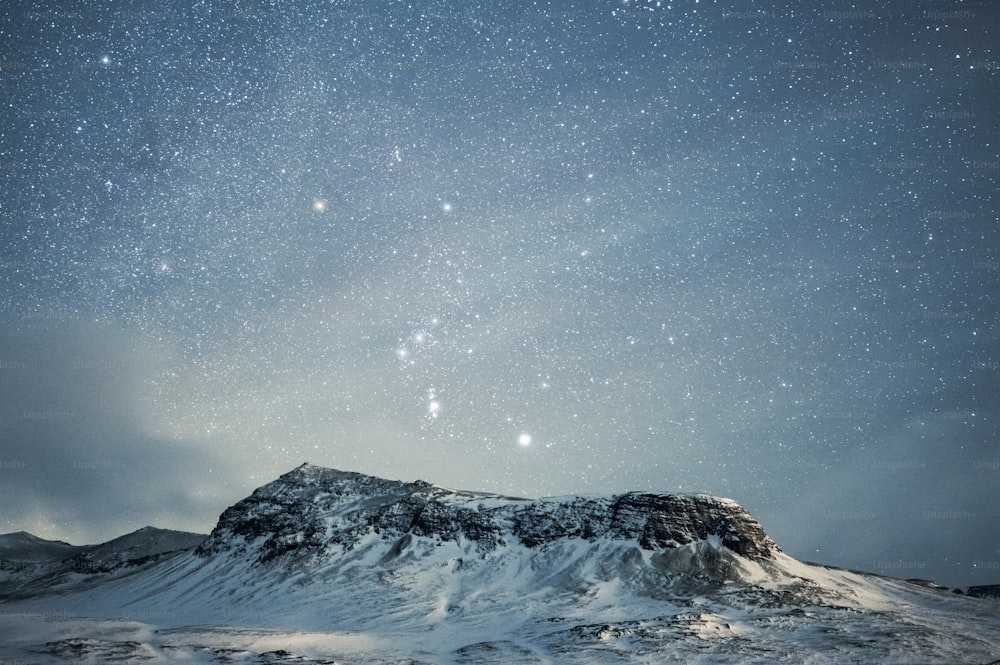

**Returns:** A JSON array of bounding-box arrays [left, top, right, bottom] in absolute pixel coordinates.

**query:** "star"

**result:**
[[2, 0, 995, 593]]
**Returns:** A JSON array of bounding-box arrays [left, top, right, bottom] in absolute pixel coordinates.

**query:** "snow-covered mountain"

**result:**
[[2, 463, 999, 664], [199, 462, 776, 564], [0, 530, 84, 563], [0, 525, 205, 600]]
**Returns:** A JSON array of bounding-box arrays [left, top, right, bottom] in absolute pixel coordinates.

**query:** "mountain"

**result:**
[[0, 531, 83, 563], [0, 531, 86, 590], [198, 462, 776, 562], [0, 526, 205, 599], [1, 463, 999, 665], [72, 525, 206, 572]]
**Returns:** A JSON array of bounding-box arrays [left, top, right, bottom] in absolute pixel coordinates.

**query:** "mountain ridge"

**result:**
[[0, 526, 206, 599], [194, 461, 778, 566], [2, 464, 1000, 664], [0, 531, 84, 563], [2, 463, 995, 594]]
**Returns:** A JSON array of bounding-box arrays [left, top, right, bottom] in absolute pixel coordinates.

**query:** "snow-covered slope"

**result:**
[[2, 463, 998, 664], [0, 526, 205, 600]]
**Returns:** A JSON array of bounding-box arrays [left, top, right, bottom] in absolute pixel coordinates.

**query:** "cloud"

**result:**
[[0, 319, 238, 544], [758, 413, 1000, 587]]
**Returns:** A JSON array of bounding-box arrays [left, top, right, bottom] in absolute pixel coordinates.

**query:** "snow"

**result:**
[[0, 613, 384, 665], [2, 466, 999, 663], [4, 529, 998, 664]]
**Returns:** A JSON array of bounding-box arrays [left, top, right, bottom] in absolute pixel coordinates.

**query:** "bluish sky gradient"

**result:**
[[1, 1, 998, 587]]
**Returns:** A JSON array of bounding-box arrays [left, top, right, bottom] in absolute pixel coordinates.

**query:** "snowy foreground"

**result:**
[[3, 562, 1000, 665], [2, 464, 999, 664]]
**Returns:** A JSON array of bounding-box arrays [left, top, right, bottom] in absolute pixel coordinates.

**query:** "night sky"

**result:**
[[1, 1, 998, 588]]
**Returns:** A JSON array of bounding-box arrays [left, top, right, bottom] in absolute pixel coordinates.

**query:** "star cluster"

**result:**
[[1, 1, 998, 586]]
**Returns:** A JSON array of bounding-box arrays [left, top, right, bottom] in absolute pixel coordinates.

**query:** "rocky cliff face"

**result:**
[[196, 463, 777, 565]]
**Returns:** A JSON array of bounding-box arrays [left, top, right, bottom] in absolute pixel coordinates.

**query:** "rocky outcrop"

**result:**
[[197, 463, 778, 564], [966, 585, 1000, 599]]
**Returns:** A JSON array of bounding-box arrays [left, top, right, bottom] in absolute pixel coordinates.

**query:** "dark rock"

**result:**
[[966, 585, 1000, 599], [197, 463, 778, 565]]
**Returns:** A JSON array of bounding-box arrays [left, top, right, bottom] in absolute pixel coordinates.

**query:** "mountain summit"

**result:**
[[196, 462, 777, 566]]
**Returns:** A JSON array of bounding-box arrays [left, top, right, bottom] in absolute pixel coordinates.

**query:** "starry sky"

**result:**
[[1, 0, 999, 588]]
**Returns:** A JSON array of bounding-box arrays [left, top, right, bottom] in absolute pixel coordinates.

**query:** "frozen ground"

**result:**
[[3, 550, 999, 664]]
